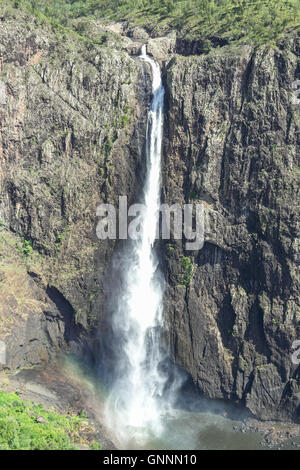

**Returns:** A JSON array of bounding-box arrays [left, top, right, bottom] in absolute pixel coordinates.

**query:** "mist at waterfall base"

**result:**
[[64, 355, 268, 450], [92, 47, 260, 450]]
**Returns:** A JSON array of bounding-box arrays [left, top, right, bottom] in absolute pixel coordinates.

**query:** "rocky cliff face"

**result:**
[[0, 9, 299, 423], [162, 33, 300, 422], [0, 11, 151, 369]]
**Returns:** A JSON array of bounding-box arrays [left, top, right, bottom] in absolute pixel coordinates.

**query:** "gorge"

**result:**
[[0, 1, 299, 451]]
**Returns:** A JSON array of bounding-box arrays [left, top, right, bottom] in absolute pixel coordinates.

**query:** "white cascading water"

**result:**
[[104, 45, 166, 446]]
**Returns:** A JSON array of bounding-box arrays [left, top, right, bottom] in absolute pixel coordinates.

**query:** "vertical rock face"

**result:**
[[0, 13, 151, 370], [162, 33, 300, 421]]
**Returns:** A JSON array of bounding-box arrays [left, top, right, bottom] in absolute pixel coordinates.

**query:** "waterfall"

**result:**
[[104, 45, 166, 446]]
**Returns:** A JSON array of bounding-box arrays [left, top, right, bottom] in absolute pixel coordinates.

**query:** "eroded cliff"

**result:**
[[162, 33, 300, 421], [0, 10, 151, 369]]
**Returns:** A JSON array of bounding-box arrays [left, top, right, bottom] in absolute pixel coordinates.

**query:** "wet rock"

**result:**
[[127, 26, 149, 40], [36, 416, 47, 424], [147, 36, 176, 61]]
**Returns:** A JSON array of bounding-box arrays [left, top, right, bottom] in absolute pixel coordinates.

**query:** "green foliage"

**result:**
[[168, 243, 175, 254], [189, 189, 199, 200], [118, 113, 129, 128], [0, 390, 92, 450], [55, 226, 70, 255], [180, 255, 194, 286], [24, 69, 29, 84], [76, 20, 88, 35], [104, 137, 113, 156], [16, 237, 33, 258], [91, 441, 102, 450], [4, 0, 300, 46]]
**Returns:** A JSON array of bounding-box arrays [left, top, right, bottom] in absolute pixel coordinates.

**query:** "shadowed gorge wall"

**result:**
[[162, 35, 300, 421]]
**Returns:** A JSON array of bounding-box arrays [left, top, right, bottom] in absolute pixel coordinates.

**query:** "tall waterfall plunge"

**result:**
[[104, 45, 168, 446], [95, 45, 263, 452]]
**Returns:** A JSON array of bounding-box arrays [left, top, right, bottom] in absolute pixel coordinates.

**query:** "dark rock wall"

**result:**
[[162, 33, 300, 421], [0, 13, 151, 370]]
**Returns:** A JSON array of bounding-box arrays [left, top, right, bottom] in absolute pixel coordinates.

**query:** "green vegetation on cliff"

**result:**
[[0, 391, 99, 450], [1, 0, 299, 45], [0, 390, 101, 450], [180, 255, 194, 286]]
